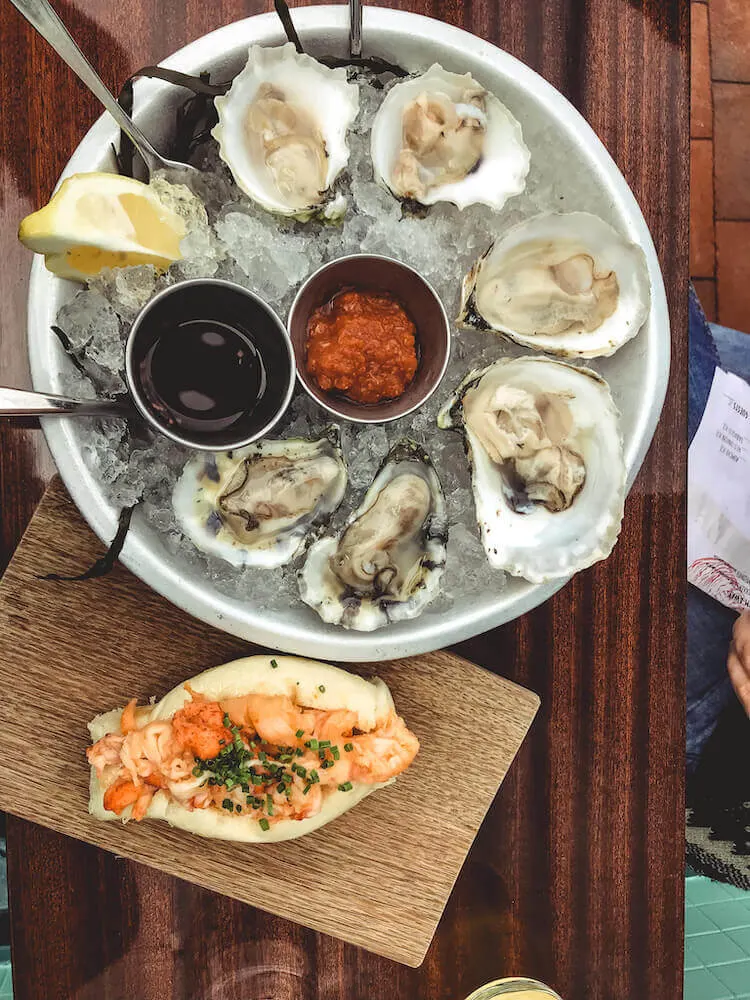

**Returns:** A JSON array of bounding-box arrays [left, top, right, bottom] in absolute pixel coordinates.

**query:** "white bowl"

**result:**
[[27, 5, 670, 661]]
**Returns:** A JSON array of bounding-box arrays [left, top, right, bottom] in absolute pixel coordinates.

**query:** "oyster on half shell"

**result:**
[[370, 63, 530, 211], [212, 44, 359, 219], [172, 432, 347, 568], [298, 440, 447, 631], [459, 212, 651, 358], [438, 357, 625, 583]]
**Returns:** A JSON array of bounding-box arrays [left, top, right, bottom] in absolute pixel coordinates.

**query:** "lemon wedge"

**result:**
[[18, 172, 187, 281]]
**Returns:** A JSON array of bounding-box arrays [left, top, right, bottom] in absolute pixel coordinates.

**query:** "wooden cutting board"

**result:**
[[0, 478, 539, 968]]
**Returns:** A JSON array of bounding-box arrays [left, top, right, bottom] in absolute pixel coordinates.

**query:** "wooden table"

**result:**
[[0, 1, 688, 997]]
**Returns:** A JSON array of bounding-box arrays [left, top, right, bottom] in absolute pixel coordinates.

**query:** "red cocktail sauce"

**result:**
[[305, 289, 418, 404]]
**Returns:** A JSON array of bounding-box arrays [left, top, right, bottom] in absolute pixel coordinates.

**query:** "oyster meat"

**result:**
[[298, 441, 447, 631], [459, 212, 651, 357], [172, 433, 347, 568], [438, 357, 625, 582], [212, 44, 359, 219], [370, 64, 530, 211]]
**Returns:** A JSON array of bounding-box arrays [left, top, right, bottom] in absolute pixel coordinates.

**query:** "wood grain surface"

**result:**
[[0, 0, 688, 998], [0, 479, 540, 969]]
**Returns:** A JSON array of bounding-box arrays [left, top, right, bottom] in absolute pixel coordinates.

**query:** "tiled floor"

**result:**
[[685, 876, 750, 1000], [690, 0, 750, 327]]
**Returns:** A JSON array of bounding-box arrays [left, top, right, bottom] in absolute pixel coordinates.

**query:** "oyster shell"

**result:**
[[459, 212, 651, 358], [212, 44, 359, 219], [438, 357, 625, 582], [298, 440, 447, 631], [370, 63, 530, 211], [172, 432, 347, 568]]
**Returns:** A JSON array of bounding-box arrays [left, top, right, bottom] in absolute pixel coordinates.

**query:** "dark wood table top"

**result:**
[[0, 1, 688, 998]]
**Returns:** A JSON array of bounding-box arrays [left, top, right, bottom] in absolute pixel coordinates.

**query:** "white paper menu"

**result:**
[[688, 367, 750, 611]]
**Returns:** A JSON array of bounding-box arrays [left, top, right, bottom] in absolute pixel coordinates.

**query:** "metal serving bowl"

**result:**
[[26, 6, 670, 661], [288, 254, 450, 424]]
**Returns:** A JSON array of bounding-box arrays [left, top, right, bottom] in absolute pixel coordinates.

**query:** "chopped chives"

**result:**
[[192, 765, 202, 777], [318, 685, 326, 693], [295, 748, 304, 758], [303, 783, 311, 795], [332, 746, 340, 760], [270, 659, 279, 669], [266, 794, 274, 815], [318, 740, 331, 748], [235, 804, 242, 813], [310, 769, 319, 783], [338, 782, 353, 792], [259, 818, 270, 831], [222, 798, 233, 811], [223, 713, 232, 728], [295, 729, 304, 738], [344, 743, 354, 752], [277, 782, 285, 793], [258, 751, 268, 762], [246, 795, 253, 805], [250, 775, 264, 786]]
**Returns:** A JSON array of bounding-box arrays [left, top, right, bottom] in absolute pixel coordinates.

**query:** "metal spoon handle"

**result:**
[[0, 387, 129, 417], [349, 0, 362, 57], [8, 0, 167, 173]]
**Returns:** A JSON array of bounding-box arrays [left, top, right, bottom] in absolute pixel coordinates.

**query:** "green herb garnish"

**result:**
[[259, 818, 270, 831], [270, 659, 278, 669], [318, 685, 326, 693], [266, 794, 274, 816], [222, 798, 233, 811], [344, 743, 354, 752], [295, 729, 304, 738], [338, 782, 353, 792]]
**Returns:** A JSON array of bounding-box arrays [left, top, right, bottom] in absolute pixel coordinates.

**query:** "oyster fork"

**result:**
[[9, 0, 200, 179]]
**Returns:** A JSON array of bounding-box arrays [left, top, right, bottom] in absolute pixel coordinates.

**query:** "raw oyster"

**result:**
[[172, 432, 347, 568], [212, 44, 359, 219], [438, 357, 625, 582], [370, 63, 530, 210], [459, 212, 651, 357], [298, 441, 447, 631]]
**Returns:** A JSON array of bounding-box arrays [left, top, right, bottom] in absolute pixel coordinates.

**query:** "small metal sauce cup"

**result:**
[[124, 278, 295, 451], [287, 254, 451, 424]]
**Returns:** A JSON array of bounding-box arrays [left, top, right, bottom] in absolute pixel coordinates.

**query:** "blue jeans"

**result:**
[[687, 287, 750, 771]]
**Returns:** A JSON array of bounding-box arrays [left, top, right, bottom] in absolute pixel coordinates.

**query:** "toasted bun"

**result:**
[[87, 654, 395, 842]]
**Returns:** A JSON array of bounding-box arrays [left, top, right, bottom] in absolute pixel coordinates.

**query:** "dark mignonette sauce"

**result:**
[[131, 282, 291, 447]]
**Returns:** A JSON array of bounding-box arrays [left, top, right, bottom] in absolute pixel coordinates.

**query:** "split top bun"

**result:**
[[87, 655, 419, 843]]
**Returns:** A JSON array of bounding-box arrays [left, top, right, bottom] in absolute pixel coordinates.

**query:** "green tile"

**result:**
[[688, 879, 737, 906], [702, 898, 750, 930], [687, 906, 721, 936], [690, 931, 747, 966], [684, 967, 733, 1000], [728, 926, 750, 953], [686, 943, 705, 971], [712, 959, 750, 995]]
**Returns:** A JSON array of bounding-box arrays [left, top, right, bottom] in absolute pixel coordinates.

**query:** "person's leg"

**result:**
[[689, 284, 720, 445], [687, 585, 736, 772], [687, 286, 741, 770]]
